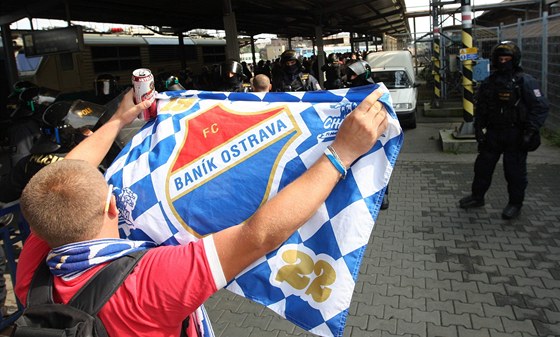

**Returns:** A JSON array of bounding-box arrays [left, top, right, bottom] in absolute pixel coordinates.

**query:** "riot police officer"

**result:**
[[322, 53, 343, 89], [459, 41, 549, 219], [217, 60, 251, 92], [345, 59, 375, 87], [0, 100, 105, 203], [272, 50, 321, 92]]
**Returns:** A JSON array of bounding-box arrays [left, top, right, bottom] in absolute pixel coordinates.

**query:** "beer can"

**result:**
[[132, 68, 157, 121]]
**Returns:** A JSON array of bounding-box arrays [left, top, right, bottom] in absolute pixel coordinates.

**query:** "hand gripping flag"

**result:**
[[105, 84, 403, 337]]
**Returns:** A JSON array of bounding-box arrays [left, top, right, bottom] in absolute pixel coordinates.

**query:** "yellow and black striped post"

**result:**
[[461, 0, 474, 123], [431, 5, 441, 107], [453, 0, 476, 138]]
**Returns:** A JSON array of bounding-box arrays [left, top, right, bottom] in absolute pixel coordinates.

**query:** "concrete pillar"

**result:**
[[314, 25, 325, 88], [223, 0, 240, 60], [250, 35, 257, 66]]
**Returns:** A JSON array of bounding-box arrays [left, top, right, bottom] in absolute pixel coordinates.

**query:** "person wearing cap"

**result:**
[[272, 50, 321, 92], [459, 41, 549, 220]]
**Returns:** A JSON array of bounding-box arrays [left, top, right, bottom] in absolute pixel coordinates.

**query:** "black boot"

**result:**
[[459, 195, 485, 209], [502, 204, 521, 220]]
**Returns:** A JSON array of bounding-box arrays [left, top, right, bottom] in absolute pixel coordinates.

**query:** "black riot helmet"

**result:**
[[220, 60, 244, 80], [31, 100, 107, 154], [280, 50, 301, 74], [491, 41, 521, 72], [346, 60, 374, 87], [280, 50, 298, 64]]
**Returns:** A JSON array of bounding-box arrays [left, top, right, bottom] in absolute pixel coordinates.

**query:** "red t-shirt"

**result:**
[[15, 233, 227, 337]]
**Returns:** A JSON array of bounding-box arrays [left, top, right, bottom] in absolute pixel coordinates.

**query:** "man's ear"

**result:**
[[108, 195, 119, 218]]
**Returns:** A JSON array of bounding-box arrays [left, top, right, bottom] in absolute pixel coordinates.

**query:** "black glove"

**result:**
[[520, 128, 541, 152]]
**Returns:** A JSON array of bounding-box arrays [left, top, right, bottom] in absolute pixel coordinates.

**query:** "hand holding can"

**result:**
[[132, 68, 158, 121]]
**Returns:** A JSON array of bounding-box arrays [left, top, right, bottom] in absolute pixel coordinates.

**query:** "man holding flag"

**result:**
[[15, 87, 389, 337]]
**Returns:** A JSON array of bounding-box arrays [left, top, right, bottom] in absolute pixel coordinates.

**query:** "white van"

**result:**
[[365, 51, 418, 129]]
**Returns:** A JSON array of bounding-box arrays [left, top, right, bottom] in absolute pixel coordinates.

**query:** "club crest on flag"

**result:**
[[167, 103, 301, 237]]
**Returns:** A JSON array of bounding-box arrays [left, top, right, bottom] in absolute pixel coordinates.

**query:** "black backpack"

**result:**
[[11, 250, 148, 337]]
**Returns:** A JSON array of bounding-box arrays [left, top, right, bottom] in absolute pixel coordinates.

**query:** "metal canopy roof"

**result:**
[[0, 0, 410, 38]]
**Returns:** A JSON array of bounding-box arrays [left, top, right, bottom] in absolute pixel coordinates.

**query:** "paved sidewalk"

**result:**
[[205, 122, 560, 337]]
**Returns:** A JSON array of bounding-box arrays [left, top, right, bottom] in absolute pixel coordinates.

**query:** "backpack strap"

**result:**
[[68, 250, 148, 315], [25, 258, 56, 307], [26, 250, 148, 311]]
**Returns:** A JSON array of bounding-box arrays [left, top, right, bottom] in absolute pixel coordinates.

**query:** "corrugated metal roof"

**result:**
[[1, 0, 410, 39]]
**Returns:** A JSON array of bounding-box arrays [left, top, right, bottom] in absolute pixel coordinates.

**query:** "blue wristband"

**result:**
[[324, 145, 347, 179]]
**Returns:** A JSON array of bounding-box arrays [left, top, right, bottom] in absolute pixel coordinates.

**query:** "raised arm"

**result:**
[[213, 88, 389, 281], [65, 90, 149, 166]]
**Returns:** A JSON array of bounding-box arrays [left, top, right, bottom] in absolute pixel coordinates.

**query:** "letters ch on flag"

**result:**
[[106, 85, 403, 337]]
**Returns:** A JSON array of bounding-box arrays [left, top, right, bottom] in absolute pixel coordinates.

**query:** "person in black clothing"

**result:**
[[272, 50, 321, 92], [459, 41, 549, 219], [0, 100, 105, 204], [241, 61, 253, 84], [322, 53, 343, 89], [345, 60, 389, 210], [217, 60, 250, 92], [345, 59, 374, 87]]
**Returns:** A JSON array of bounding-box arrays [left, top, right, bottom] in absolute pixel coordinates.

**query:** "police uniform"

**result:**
[[0, 152, 67, 203], [0, 100, 107, 203], [220, 82, 252, 93], [322, 60, 342, 90], [273, 71, 320, 92], [460, 42, 549, 219], [217, 60, 251, 92], [272, 50, 321, 92]]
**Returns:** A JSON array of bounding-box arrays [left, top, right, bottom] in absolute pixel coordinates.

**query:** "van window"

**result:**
[[372, 70, 412, 89]]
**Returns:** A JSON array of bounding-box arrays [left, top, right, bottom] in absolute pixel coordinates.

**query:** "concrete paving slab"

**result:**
[[205, 121, 560, 337]]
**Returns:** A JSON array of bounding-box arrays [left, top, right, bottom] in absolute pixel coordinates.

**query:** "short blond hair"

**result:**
[[20, 159, 108, 247]]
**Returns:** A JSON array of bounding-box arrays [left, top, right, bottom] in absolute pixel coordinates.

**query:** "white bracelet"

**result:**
[[324, 145, 347, 179]]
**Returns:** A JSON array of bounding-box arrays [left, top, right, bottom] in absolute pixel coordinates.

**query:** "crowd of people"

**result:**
[[173, 50, 374, 93]]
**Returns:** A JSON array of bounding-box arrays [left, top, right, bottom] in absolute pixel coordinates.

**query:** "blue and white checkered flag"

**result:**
[[105, 84, 403, 337]]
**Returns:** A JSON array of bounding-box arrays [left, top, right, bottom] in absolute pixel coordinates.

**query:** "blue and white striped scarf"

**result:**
[[46, 238, 157, 280]]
